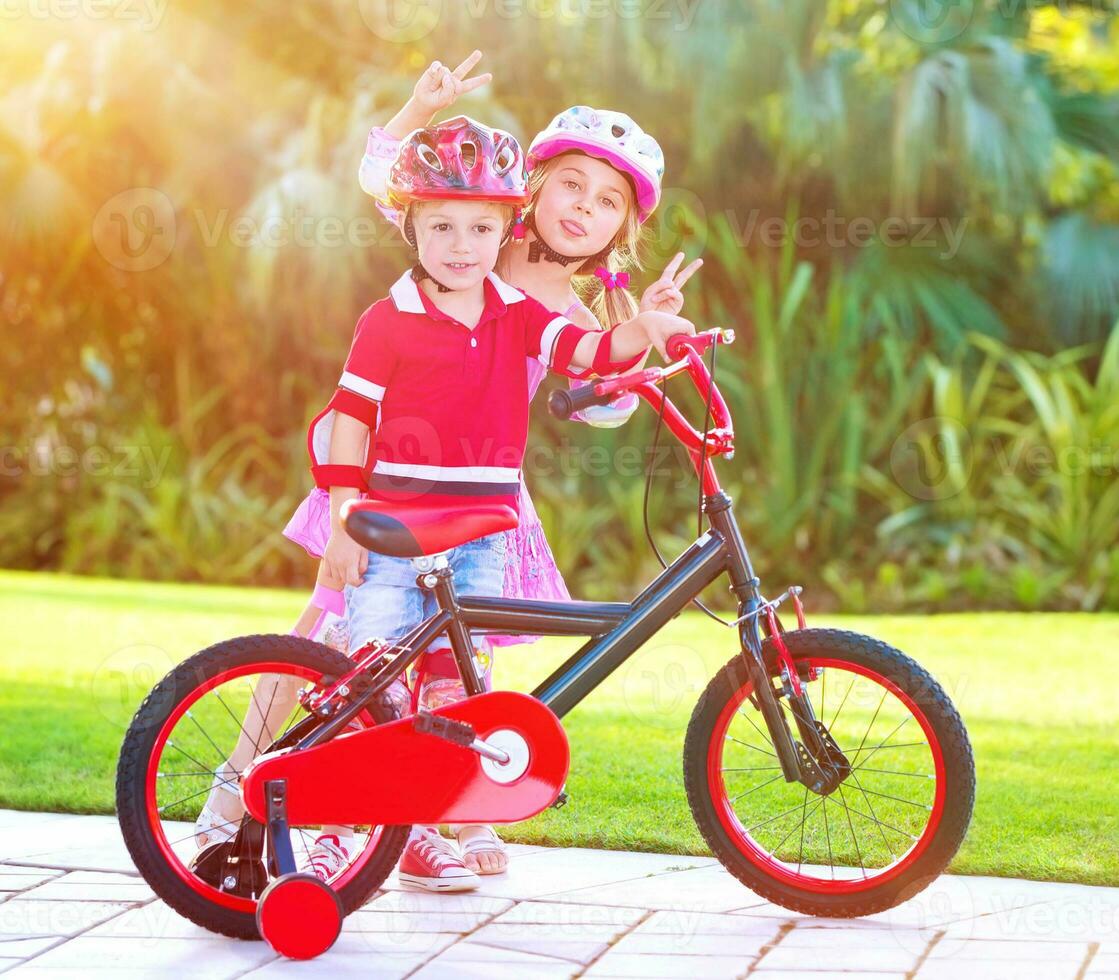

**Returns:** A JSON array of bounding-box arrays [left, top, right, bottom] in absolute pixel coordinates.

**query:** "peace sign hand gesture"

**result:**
[[412, 50, 493, 113], [639, 252, 703, 316]]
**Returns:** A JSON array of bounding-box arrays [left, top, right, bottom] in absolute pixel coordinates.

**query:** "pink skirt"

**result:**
[[283, 484, 570, 647]]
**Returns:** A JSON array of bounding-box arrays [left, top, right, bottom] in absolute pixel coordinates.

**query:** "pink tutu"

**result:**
[[282, 487, 334, 559], [282, 482, 569, 647]]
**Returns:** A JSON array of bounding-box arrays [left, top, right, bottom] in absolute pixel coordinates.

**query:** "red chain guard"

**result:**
[[240, 691, 569, 826]]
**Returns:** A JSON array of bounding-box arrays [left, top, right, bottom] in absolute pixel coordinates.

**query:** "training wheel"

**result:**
[[256, 873, 342, 960]]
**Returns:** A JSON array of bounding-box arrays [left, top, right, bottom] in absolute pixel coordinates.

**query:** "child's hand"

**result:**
[[411, 50, 492, 113], [641, 311, 697, 362], [324, 529, 368, 589], [639, 252, 703, 316]]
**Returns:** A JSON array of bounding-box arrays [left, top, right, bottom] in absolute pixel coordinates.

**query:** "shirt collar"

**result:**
[[388, 268, 527, 320]]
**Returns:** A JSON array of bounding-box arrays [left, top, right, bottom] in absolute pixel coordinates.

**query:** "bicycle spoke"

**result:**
[[822, 797, 834, 879], [796, 786, 810, 874], [848, 783, 932, 811], [212, 688, 259, 751], [835, 784, 868, 879], [848, 740, 925, 755], [849, 771, 897, 862], [165, 740, 221, 780], [745, 799, 817, 835], [157, 771, 227, 778], [848, 688, 888, 768], [728, 773, 784, 804], [166, 816, 243, 848], [769, 795, 822, 860], [834, 795, 920, 842], [854, 767, 934, 779], [828, 675, 855, 731], [158, 783, 227, 814], [184, 712, 230, 771], [820, 664, 826, 722], [247, 678, 281, 755], [736, 704, 777, 750], [726, 735, 777, 758], [721, 766, 781, 773]]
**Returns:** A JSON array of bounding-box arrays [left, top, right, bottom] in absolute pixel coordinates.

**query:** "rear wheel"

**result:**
[[684, 628, 974, 917], [116, 634, 410, 939]]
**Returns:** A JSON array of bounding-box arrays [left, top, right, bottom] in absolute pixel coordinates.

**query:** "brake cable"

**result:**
[[642, 342, 734, 627]]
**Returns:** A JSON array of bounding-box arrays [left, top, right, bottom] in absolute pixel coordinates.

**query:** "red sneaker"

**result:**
[[299, 833, 352, 882], [397, 828, 480, 892]]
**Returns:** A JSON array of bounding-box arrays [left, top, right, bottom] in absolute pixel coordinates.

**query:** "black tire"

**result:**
[[683, 628, 975, 917], [116, 634, 410, 940]]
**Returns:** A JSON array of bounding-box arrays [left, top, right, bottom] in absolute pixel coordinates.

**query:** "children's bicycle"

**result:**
[[117, 329, 975, 960]]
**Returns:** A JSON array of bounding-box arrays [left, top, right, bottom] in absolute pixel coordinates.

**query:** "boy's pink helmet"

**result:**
[[387, 115, 531, 211], [527, 106, 665, 223]]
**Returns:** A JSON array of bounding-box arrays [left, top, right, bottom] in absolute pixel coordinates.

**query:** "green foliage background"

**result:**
[[3, 0, 1118, 610]]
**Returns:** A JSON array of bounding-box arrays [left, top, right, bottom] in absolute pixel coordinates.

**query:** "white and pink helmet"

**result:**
[[527, 106, 665, 223]]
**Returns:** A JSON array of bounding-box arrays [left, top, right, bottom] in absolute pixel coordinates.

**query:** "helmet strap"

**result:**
[[403, 210, 452, 293], [522, 210, 609, 268], [411, 263, 452, 293]]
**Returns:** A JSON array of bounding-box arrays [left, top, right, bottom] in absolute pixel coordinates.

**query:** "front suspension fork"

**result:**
[[737, 598, 827, 790]]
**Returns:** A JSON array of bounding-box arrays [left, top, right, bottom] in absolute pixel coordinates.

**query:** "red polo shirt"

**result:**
[[307, 269, 642, 509]]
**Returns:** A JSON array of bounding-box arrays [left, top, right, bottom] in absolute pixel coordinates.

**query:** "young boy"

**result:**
[[307, 116, 695, 890]]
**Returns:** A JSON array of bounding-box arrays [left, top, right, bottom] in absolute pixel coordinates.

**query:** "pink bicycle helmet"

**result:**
[[527, 106, 665, 222], [387, 115, 531, 211]]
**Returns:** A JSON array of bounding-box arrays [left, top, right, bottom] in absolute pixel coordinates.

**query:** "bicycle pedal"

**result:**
[[413, 710, 477, 747], [551, 789, 569, 809]]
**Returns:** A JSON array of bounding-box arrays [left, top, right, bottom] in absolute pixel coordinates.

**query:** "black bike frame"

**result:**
[[305, 489, 806, 783]]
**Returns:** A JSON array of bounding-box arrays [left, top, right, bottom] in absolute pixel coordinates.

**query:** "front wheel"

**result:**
[[684, 628, 974, 917]]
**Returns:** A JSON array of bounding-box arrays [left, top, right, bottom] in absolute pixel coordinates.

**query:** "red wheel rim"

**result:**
[[706, 656, 947, 895], [145, 661, 386, 912]]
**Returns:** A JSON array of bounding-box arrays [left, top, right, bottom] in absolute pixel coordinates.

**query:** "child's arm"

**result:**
[[359, 52, 491, 206], [312, 303, 398, 586], [323, 415, 371, 588], [569, 310, 697, 370], [385, 51, 491, 139], [528, 304, 697, 380]]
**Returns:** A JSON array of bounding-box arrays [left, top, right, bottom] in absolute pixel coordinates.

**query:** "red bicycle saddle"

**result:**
[[342, 498, 519, 558]]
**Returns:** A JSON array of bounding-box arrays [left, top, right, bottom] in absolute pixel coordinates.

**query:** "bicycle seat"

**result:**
[[342, 499, 519, 558]]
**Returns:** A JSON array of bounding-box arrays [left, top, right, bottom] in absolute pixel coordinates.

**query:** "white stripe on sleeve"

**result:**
[[339, 371, 386, 402], [537, 316, 572, 367]]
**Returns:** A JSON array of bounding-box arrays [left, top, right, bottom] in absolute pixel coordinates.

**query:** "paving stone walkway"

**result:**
[[1, 810, 1115, 978]]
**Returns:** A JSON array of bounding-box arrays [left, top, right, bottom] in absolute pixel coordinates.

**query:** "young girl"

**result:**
[[194, 51, 701, 886]]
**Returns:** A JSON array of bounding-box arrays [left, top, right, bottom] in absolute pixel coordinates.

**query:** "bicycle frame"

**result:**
[[299, 331, 813, 786]]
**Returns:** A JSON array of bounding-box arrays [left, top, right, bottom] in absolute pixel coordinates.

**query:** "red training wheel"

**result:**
[[255, 873, 343, 960]]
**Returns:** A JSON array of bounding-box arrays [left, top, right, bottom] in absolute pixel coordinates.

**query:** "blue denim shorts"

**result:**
[[343, 531, 507, 657]]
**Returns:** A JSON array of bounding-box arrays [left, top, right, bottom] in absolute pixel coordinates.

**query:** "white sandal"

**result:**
[[193, 765, 242, 849], [456, 825, 508, 875]]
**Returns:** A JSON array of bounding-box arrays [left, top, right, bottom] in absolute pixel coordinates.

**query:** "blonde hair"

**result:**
[[522, 156, 646, 330]]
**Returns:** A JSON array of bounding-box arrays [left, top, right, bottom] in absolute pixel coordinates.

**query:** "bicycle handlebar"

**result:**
[[550, 327, 736, 493], [547, 383, 615, 421]]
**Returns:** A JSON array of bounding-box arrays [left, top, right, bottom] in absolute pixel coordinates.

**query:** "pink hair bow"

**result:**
[[594, 267, 630, 291]]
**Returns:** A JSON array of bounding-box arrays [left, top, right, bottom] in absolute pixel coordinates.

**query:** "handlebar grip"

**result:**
[[665, 333, 692, 361], [547, 385, 616, 420]]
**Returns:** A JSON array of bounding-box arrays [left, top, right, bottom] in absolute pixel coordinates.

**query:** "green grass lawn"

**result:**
[[1, 569, 1116, 886]]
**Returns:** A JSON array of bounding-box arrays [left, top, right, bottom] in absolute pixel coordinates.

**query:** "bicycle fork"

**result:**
[[707, 493, 829, 792]]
